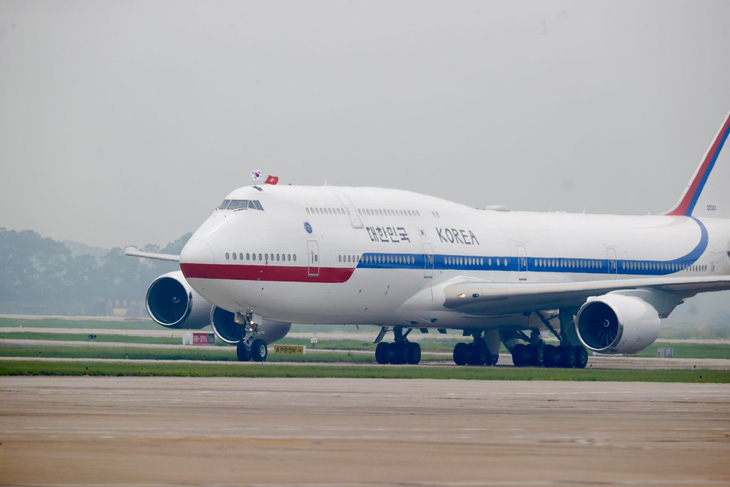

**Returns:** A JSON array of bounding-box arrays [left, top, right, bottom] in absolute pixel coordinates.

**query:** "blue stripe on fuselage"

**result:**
[[355, 218, 709, 276]]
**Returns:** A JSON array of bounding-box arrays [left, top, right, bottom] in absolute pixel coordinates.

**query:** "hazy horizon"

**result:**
[[1, 1, 729, 249]]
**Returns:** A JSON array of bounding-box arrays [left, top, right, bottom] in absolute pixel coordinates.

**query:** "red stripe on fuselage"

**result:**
[[180, 263, 356, 283]]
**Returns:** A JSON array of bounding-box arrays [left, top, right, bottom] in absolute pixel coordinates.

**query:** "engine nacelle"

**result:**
[[576, 293, 660, 354], [210, 306, 291, 345], [145, 271, 212, 329]]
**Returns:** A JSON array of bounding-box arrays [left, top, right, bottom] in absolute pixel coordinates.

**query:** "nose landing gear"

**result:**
[[235, 313, 269, 362]]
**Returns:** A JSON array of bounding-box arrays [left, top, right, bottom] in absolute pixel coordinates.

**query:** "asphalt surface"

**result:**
[[1, 377, 728, 486]]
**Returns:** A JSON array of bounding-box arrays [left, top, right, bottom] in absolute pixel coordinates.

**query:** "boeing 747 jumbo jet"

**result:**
[[127, 111, 730, 368]]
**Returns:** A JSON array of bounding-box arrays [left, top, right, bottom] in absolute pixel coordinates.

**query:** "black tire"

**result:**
[[391, 342, 409, 365], [375, 342, 390, 364], [574, 346, 589, 369], [529, 343, 545, 366], [479, 342, 492, 365], [467, 342, 486, 366], [407, 342, 421, 365], [560, 346, 576, 368], [512, 344, 527, 367], [453, 342, 469, 365], [491, 354, 499, 366], [251, 339, 268, 362], [542, 344, 557, 367], [236, 341, 251, 362]]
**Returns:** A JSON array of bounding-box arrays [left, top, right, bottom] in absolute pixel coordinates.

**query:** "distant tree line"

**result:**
[[0, 228, 190, 316]]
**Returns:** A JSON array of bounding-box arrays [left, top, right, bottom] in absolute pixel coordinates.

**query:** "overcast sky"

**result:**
[[1, 0, 729, 250]]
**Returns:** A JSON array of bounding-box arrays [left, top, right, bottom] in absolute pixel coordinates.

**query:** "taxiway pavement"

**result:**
[[0, 377, 728, 486]]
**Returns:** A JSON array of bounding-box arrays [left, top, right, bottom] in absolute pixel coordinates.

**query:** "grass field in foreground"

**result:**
[[2, 330, 729, 359], [0, 332, 186, 345], [0, 317, 159, 330], [0, 345, 386, 362], [0, 360, 727, 383]]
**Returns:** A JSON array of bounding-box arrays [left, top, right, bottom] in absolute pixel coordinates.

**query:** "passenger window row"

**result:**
[[338, 254, 361, 264], [306, 206, 347, 216], [224, 252, 297, 263], [358, 208, 420, 217], [534, 259, 602, 270], [363, 254, 415, 265]]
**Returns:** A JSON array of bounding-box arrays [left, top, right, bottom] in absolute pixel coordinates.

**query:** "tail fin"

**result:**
[[666, 109, 730, 216]]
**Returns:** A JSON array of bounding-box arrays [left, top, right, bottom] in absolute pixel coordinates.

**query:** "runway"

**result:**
[[1, 377, 728, 486]]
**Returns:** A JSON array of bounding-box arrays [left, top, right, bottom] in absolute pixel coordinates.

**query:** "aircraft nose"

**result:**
[[180, 239, 215, 265]]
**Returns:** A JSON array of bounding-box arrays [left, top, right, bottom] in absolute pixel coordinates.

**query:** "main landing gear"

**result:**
[[511, 341, 588, 368], [452, 331, 499, 366], [508, 312, 589, 368], [374, 326, 421, 365], [235, 314, 268, 362]]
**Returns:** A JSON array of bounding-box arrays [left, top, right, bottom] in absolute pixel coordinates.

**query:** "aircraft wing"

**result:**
[[443, 275, 730, 316], [124, 246, 180, 262]]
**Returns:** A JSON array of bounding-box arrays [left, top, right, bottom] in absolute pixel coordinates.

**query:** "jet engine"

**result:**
[[145, 271, 212, 329], [211, 306, 291, 345], [576, 293, 660, 354]]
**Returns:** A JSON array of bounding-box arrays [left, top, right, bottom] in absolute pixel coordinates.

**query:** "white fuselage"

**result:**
[[178, 185, 730, 330]]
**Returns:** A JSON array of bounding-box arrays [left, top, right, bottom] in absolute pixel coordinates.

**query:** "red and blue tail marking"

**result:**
[[666, 110, 730, 216]]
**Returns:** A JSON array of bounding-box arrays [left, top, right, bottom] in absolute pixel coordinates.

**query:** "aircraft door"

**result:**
[[517, 245, 527, 281], [335, 192, 364, 229], [307, 240, 320, 277], [423, 243, 434, 278], [606, 247, 617, 278]]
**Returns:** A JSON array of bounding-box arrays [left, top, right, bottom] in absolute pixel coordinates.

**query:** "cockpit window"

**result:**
[[228, 200, 249, 210], [220, 199, 264, 211]]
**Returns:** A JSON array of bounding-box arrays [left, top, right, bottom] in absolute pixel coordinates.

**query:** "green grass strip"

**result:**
[[0, 360, 727, 382], [0, 332, 185, 345], [0, 317, 159, 330], [0, 345, 382, 363]]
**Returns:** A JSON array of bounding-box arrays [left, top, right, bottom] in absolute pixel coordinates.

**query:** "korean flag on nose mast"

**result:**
[[251, 170, 262, 181]]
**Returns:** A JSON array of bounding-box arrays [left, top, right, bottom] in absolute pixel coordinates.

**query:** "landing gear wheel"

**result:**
[[375, 342, 390, 364], [407, 342, 421, 365], [574, 346, 589, 369], [453, 342, 469, 366], [542, 344, 558, 368], [511, 343, 528, 367], [391, 342, 409, 365], [236, 341, 251, 362], [491, 354, 499, 366], [468, 341, 489, 365], [251, 339, 268, 362], [559, 346, 576, 368], [528, 343, 545, 366]]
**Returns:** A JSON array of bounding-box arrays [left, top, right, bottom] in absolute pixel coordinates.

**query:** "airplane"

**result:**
[[126, 110, 730, 368]]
